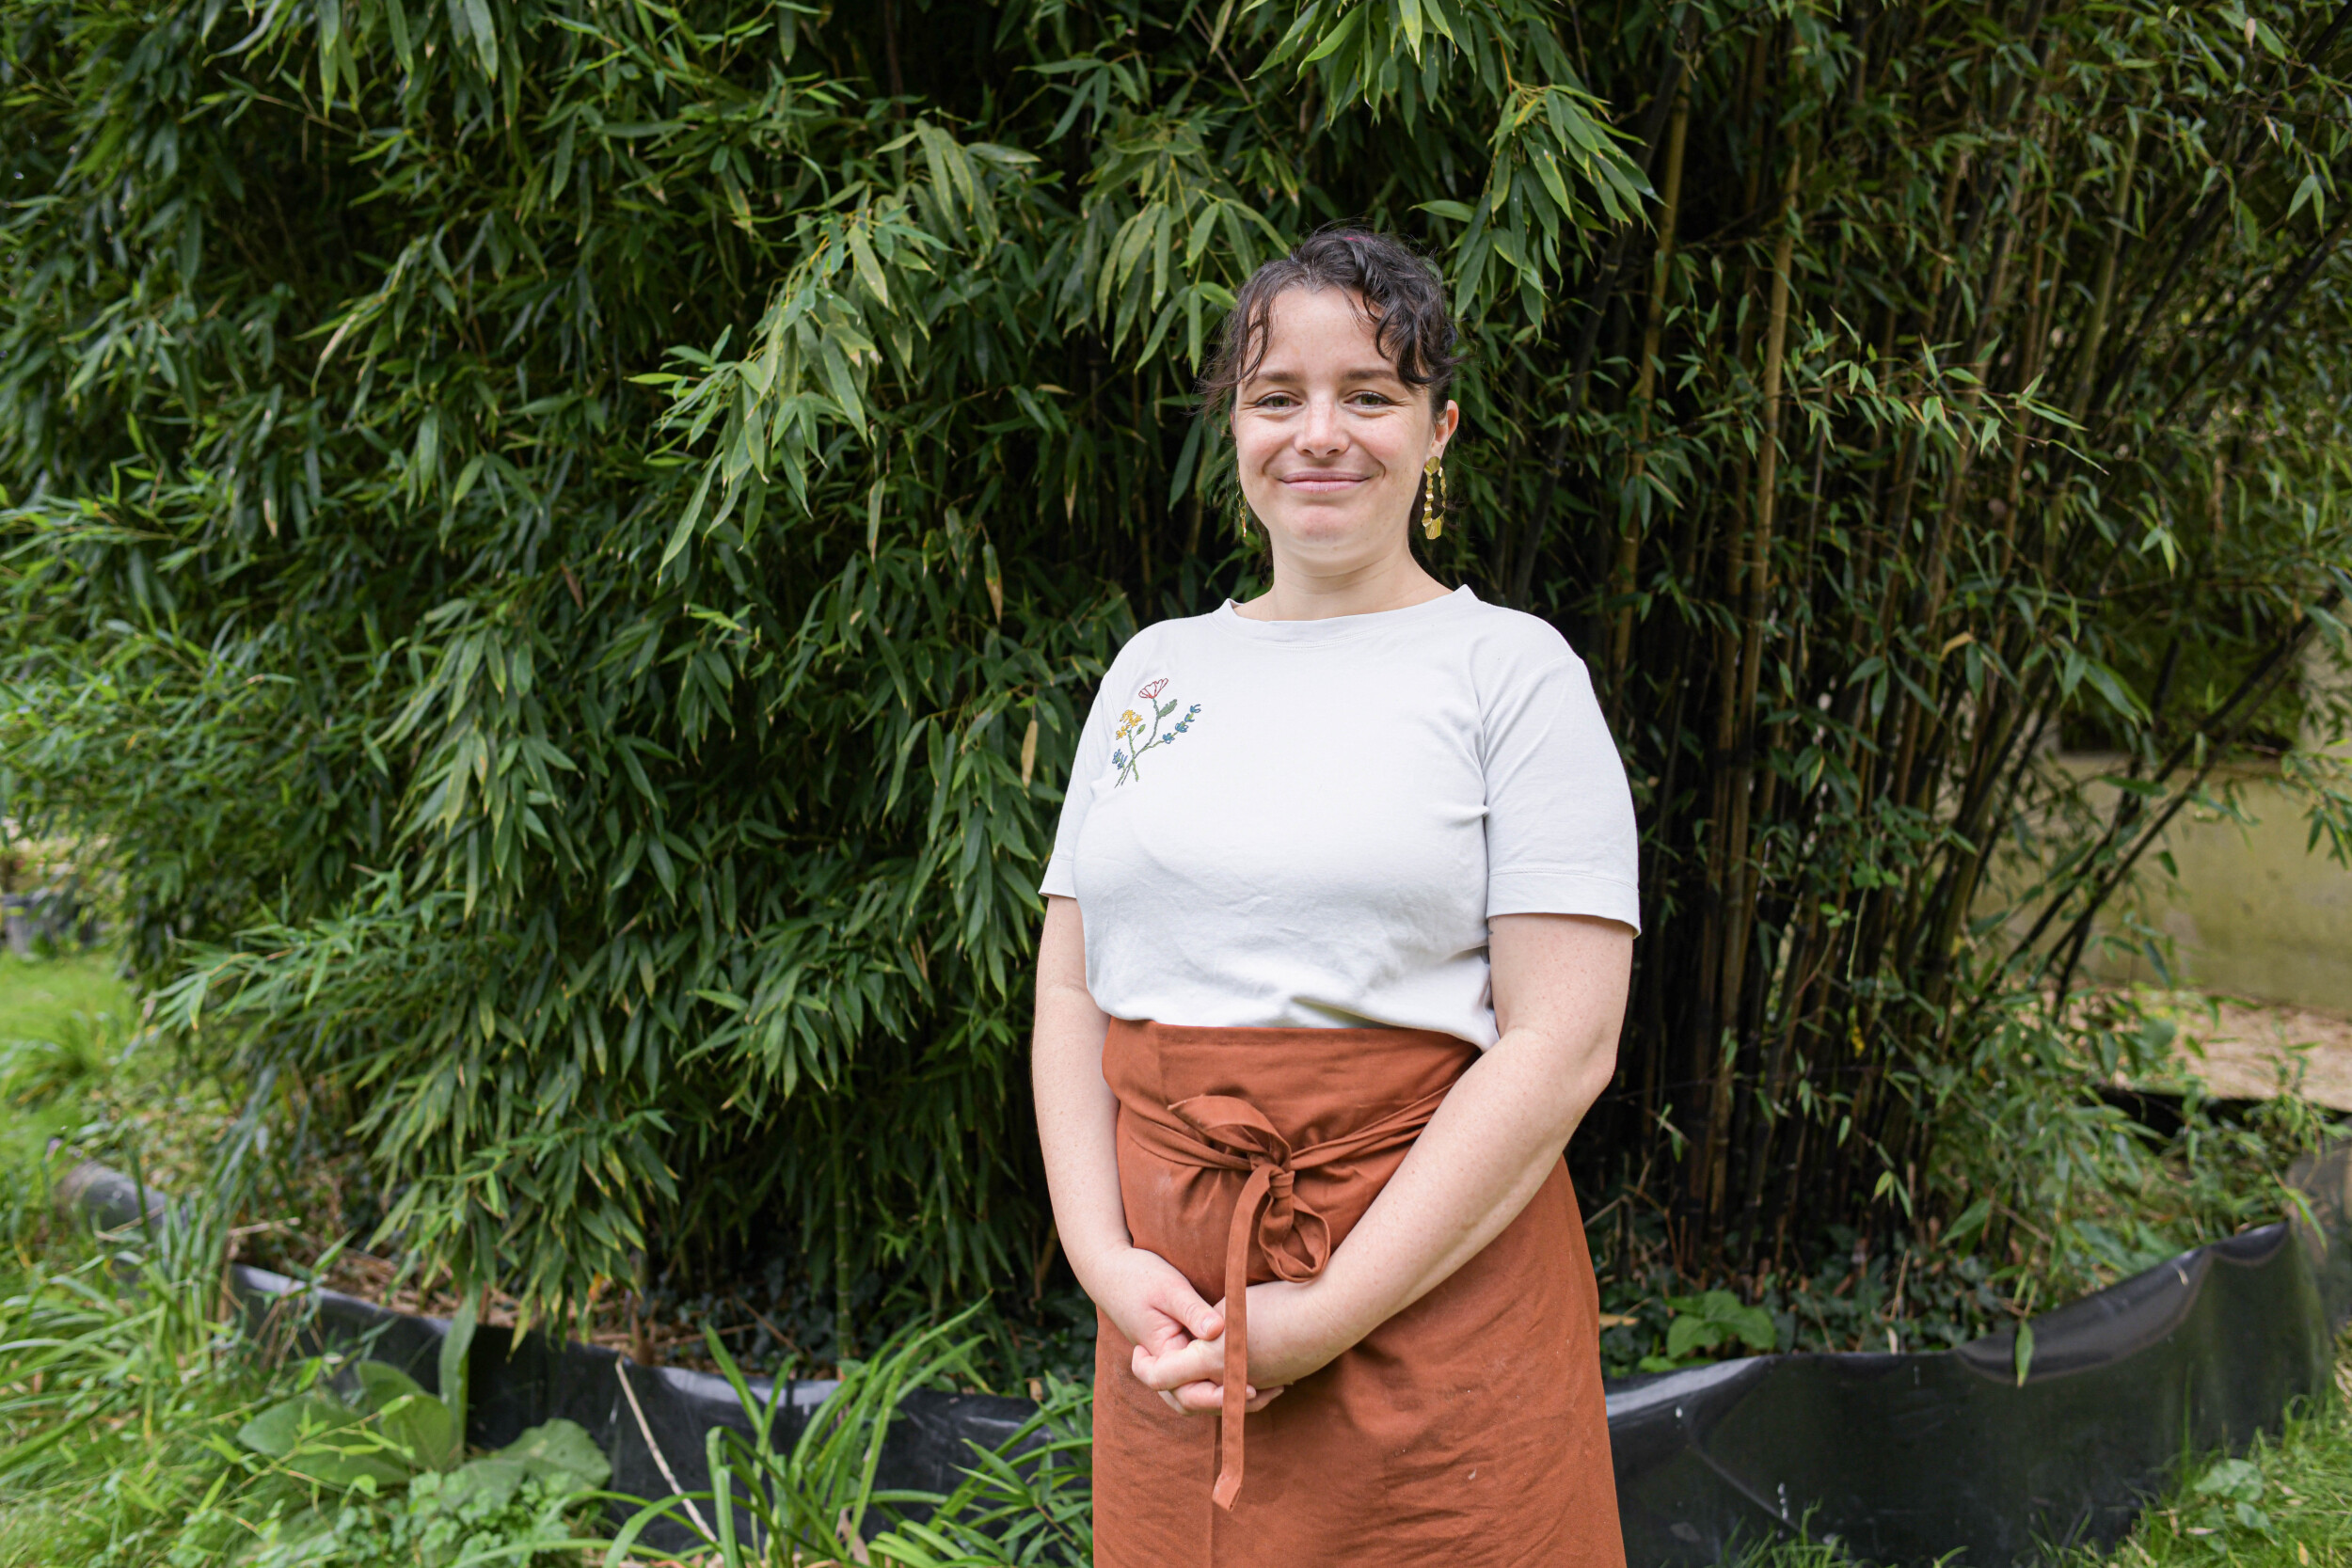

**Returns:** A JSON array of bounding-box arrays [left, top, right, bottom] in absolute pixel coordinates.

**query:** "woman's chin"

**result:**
[[1265, 512, 1404, 556]]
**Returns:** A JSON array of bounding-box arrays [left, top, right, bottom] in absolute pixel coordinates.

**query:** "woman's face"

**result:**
[[1230, 286, 1459, 563]]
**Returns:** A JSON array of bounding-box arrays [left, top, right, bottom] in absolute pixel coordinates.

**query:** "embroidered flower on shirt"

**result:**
[[1113, 684, 1200, 786]]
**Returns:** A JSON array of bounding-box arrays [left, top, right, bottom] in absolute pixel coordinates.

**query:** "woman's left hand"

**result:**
[[1129, 1279, 1348, 1415]]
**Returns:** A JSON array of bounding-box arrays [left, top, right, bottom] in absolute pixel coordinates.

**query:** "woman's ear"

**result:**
[[1433, 399, 1461, 456]]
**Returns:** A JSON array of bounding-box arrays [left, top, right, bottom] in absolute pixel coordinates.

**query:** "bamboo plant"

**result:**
[[3, 0, 2347, 1330]]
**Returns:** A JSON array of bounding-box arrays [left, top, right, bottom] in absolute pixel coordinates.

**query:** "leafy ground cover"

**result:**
[[0, 1178, 1082, 1567]]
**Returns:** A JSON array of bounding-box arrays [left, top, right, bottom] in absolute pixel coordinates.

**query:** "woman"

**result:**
[[1033, 227, 1638, 1567]]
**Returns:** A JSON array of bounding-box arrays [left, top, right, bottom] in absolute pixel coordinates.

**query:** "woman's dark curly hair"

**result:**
[[1199, 226, 1465, 417]]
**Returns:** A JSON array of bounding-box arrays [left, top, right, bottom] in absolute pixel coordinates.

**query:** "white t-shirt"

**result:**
[[1041, 586, 1639, 1048]]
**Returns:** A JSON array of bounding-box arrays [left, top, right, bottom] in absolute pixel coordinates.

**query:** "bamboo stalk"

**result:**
[[1509, 42, 1690, 610], [2067, 132, 2138, 421], [1699, 148, 1803, 1227], [1608, 87, 1692, 702]]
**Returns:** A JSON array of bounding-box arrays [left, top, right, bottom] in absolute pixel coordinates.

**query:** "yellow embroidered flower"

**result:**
[[1119, 709, 1141, 732]]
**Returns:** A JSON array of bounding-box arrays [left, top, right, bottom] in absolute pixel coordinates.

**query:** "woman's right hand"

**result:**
[[1034, 902, 1276, 1414], [1088, 1247, 1283, 1415], [1089, 1244, 1225, 1363]]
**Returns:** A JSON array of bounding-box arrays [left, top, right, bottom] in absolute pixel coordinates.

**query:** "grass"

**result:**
[[0, 947, 132, 1041], [0, 948, 133, 1168], [2108, 1356, 2352, 1568]]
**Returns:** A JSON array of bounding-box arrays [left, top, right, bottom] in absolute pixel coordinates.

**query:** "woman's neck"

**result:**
[[1232, 542, 1452, 623]]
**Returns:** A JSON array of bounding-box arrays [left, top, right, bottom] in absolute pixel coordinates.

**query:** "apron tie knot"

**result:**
[[1151, 1088, 1445, 1511]]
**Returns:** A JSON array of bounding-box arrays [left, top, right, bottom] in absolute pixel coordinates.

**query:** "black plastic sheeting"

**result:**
[[1609, 1219, 2335, 1562], [216, 1258, 1035, 1528], [56, 1145, 2352, 1564]]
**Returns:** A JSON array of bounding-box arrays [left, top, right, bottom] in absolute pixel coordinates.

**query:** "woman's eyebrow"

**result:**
[[1243, 362, 1408, 387]]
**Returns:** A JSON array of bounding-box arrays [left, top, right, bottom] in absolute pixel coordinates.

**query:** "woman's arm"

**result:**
[[1134, 910, 1630, 1406], [1032, 896, 1281, 1407]]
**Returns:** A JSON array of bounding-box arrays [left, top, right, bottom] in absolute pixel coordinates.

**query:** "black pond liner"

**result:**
[[56, 1145, 2352, 1566]]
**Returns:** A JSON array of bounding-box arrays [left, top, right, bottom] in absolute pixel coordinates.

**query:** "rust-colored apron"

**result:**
[[1091, 1019, 1624, 1568]]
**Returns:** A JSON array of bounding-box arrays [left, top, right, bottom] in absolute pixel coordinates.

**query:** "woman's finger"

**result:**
[[1129, 1310, 1194, 1359], [1132, 1333, 1222, 1391], [1152, 1374, 1278, 1417], [1174, 1378, 1226, 1412], [1154, 1277, 1223, 1343], [1168, 1378, 1256, 1413]]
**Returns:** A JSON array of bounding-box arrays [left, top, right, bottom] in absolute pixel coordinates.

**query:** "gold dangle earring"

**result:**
[[1422, 454, 1448, 540], [1234, 470, 1251, 537]]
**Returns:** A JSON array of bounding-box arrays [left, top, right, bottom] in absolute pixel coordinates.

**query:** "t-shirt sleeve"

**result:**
[[1039, 672, 1118, 901], [1483, 654, 1642, 931]]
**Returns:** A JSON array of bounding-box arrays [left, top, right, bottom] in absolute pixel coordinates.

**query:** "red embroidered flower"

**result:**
[[1138, 679, 1169, 700]]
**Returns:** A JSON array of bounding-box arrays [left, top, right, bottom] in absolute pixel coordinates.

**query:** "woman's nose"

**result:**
[[1295, 396, 1349, 454]]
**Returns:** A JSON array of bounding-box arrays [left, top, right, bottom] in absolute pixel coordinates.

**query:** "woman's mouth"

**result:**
[[1279, 472, 1372, 493]]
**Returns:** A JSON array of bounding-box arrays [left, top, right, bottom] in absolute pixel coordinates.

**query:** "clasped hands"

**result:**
[[1096, 1244, 1350, 1417]]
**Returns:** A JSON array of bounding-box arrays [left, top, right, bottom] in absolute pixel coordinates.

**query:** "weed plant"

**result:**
[[0, 1147, 626, 1567], [0, 969, 1078, 1566]]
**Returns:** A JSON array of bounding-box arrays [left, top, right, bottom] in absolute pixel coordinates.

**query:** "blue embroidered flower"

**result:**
[[1111, 750, 1127, 768]]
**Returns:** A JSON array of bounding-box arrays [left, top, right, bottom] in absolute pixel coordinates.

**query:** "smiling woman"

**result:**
[[1209, 232, 1464, 595], [1031, 230, 1640, 1567]]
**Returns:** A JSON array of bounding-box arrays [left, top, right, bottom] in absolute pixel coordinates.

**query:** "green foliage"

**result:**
[[2187, 1456, 2272, 1537], [0, 950, 131, 1054], [606, 1313, 1090, 1568], [1637, 1287, 1778, 1372], [239, 1364, 454, 1493], [229, 1386, 611, 1568], [5, 0, 2351, 1330], [0, 1010, 116, 1108], [227, 1461, 604, 1568], [0, 1223, 609, 1568], [236, 1296, 493, 1492], [1928, 995, 2351, 1307], [0, 0, 1638, 1326]]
